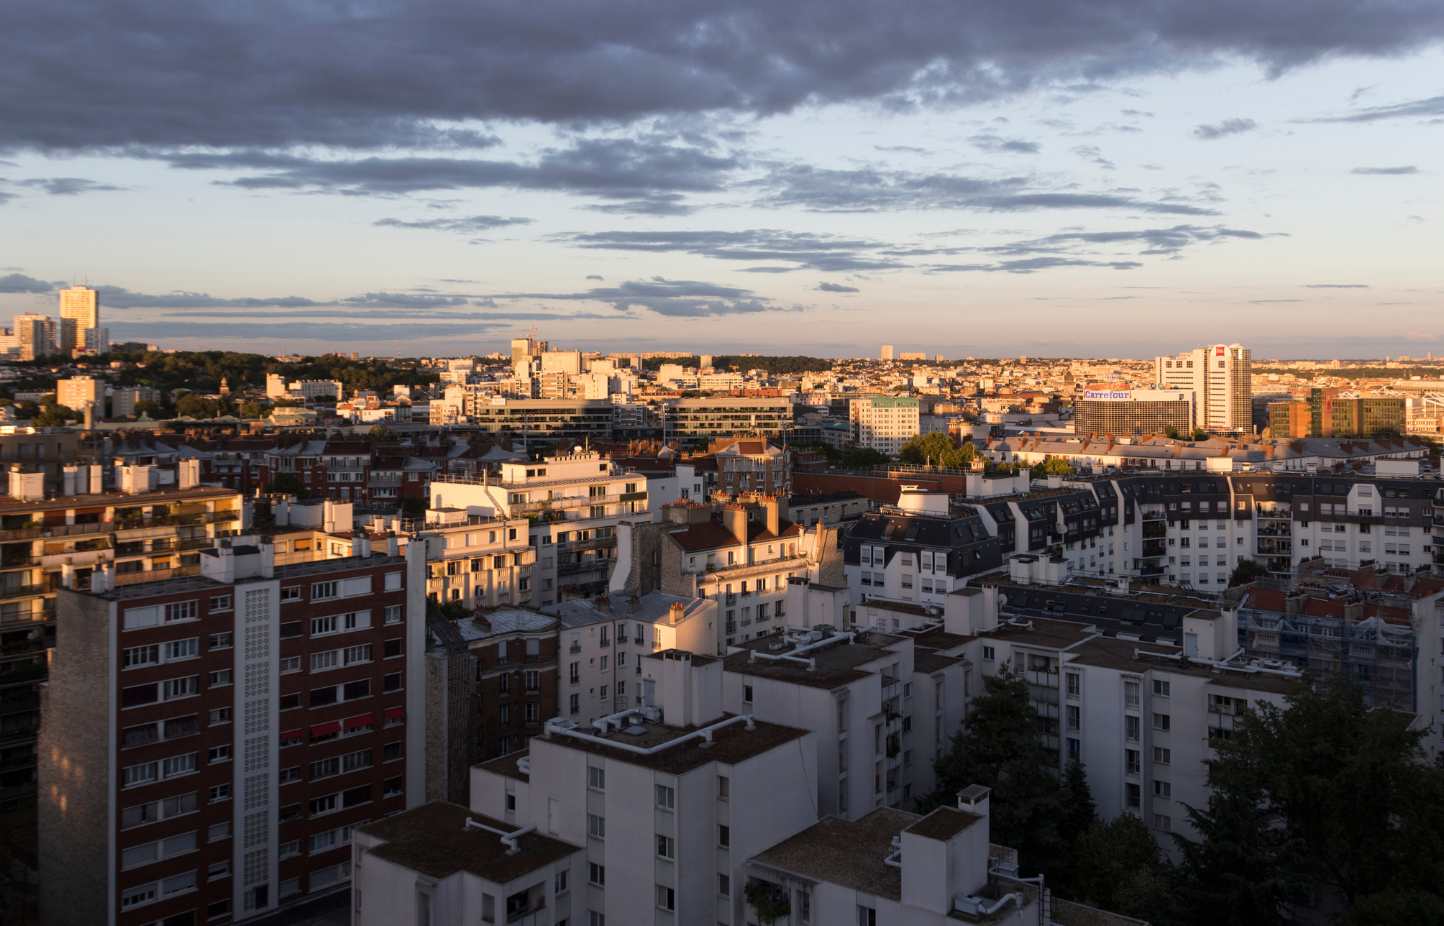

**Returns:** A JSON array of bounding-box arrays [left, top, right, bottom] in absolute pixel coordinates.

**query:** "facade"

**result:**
[[547, 592, 719, 724], [843, 488, 1005, 606], [849, 395, 921, 456], [431, 391, 614, 441], [1154, 343, 1252, 432], [415, 509, 535, 610], [424, 608, 558, 804], [0, 475, 244, 815], [468, 650, 818, 926], [1269, 390, 1407, 438], [663, 396, 795, 445], [1073, 386, 1194, 437], [13, 313, 54, 361], [57, 374, 105, 413], [713, 439, 790, 497], [430, 451, 649, 606], [59, 285, 103, 354], [38, 542, 428, 926]]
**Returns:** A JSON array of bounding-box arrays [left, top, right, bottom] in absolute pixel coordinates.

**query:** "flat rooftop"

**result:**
[[0, 484, 238, 513], [89, 553, 407, 600], [752, 807, 919, 901], [359, 802, 579, 884], [724, 633, 896, 689], [541, 713, 808, 775]]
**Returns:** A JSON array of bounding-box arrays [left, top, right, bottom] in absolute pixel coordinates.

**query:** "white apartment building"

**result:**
[[547, 592, 720, 723], [1154, 342, 1252, 432], [844, 488, 1006, 606], [13, 313, 54, 360], [56, 374, 103, 412], [849, 395, 921, 456], [352, 802, 581, 926], [58, 285, 102, 353], [748, 786, 1047, 926], [429, 451, 649, 606], [414, 508, 536, 609], [467, 650, 818, 926]]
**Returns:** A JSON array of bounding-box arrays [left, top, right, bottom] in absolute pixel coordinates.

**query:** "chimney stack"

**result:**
[[721, 504, 748, 545], [763, 495, 781, 536]]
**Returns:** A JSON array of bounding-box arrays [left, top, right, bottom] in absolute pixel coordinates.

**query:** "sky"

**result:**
[[2, 2, 1443, 359]]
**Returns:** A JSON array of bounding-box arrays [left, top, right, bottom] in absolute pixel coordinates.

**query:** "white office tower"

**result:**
[[1154, 343, 1252, 433], [58, 285, 101, 353]]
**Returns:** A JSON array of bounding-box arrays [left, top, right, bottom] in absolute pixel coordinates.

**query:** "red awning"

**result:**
[[384, 706, 405, 722], [310, 721, 342, 738], [279, 729, 303, 743], [345, 714, 375, 731]]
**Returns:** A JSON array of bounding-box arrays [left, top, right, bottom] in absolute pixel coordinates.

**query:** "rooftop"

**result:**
[[905, 806, 984, 841], [541, 713, 808, 775], [0, 484, 238, 514], [723, 630, 899, 689], [358, 802, 579, 884], [752, 808, 919, 901]]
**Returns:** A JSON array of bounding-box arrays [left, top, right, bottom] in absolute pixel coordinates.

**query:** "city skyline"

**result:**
[[2, 4, 1443, 357]]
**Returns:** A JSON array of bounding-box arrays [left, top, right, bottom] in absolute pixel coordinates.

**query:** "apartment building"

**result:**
[[1154, 343, 1252, 433], [58, 285, 103, 354], [721, 626, 951, 818], [712, 439, 790, 496], [424, 608, 559, 804], [547, 591, 719, 724], [0, 468, 244, 814], [57, 374, 105, 413], [414, 508, 535, 609], [1073, 386, 1194, 437], [748, 786, 1047, 926], [430, 450, 649, 605], [639, 497, 819, 649], [13, 313, 55, 360], [662, 396, 795, 446], [38, 541, 427, 926], [467, 650, 817, 926], [849, 395, 921, 456], [430, 391, 615, 442], [843, 487, 1005, 605], [351, 802, 582, 926]]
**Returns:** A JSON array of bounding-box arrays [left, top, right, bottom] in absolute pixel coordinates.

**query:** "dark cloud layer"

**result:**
[[0, 273, 53, 293], [817, 282, 860, 293], [564, 229, 904, 272], [503, 277, 781, 317], [5, 2, 1443, 155], [374, 215, 532, 233], [1310, 93, 1444, 123], [1193, 118, 1258, 140], [1349, 165, 1418, 175]]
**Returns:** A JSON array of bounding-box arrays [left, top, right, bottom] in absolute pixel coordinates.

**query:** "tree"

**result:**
[[929, 671, 1067, 876], [1164, 425, 1182, 440], [1071, 815, 1171, 919], [1192, 428, 1209, 442], [1029, 455, 1075, 478], [1173, 680, 1444, 924], [1227, 558, 1270, 587], [899, 431, 977, 468], [174, 394, 221, 418], [31, 402, 77, 427], [268, 473, 306, 496], [1049, 760, 1098, 895]]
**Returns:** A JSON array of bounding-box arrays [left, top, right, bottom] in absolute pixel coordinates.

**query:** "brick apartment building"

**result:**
[[38, 539, 427, 926], [424, 608, 559, 804]]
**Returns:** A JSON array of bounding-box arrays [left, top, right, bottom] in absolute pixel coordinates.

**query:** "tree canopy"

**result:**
[[899, 431, 977, 468]]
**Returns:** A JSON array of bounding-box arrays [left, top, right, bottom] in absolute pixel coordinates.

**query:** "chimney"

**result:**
[[763, 495, 781, 536], [386, 535, 400, 557], [8, 467, 45, 502], [178, 458, 201, 490], [668, 601, 686, 625], [87, 464, 103, 494], [354, 533, 373, 558], [957, 783, 990, 820], [721, 504, 749, 545], [258, 542, 275, 578]]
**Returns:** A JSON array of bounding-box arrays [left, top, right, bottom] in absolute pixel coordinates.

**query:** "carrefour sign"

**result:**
[[1083, 390, 1133, 400]]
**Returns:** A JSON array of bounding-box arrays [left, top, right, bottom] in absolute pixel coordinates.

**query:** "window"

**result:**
[[655, 784, 674, 810], [207, 669, 232, 687], [656, 834, 674, 859], [1153, 712, 1171, 732], [384, 604, 403, 625], [718, 774, 730, 801], [385, 571, 402, 592], [655, 885, 675, 912], [982, 646, 995, 662], [719, 873, 731, 897], [587, 813, 606, 839], [281, 586, 301, 603], [162, 753, 198, 779], [162, 675, 199, 701], [123, 644, 160, 669], [1153, 746, 1171, 765], [207, 744, 230, 764], [312, 580, 338, 600], [857, 907, 878, 926], [1125, 716, 1140, 742], [587, 766, 605, 791], [1153, 679, 1171, 698], [208, 783, 231, 803], [1065, 672, 1080, 698], [209, 820, 231, 843], [555, 870, 568, 894], [743, 684, 753, 704], [208, 631, 232, 650], [588, 863, 605, 887], [211, 594, 232, 612], [383, 638, 402, 660], [718, 824, 730, 848], [163, 601, 198, 624], [1154, 780, 1172, 799]]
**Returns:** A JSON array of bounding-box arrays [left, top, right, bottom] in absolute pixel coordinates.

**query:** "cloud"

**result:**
[[563, 228, 907, 272], [817, 282, 859, 293], [1349, 165, 1418, 175], [1303, 283, 1369, 288], [0, 272, 53, 293], [970, 134, 1040, 154], [147, 136, 741, 212], [874, 145, 930, 154], [6, 2, 1443, 156], [1071, 145, 1116, 170], [1193, 118, 1257, 140], [109, 320, 507, 344], [10, 177, 125, 195], [502, 277, 783, 317], [1308, 93, 1444, 123], [585, 274, 604, 280], [374, 214, 532, 233], [982, 224, 1266, 257], [756, 164, 1218, 215], [927, 257, 1143, 273]]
